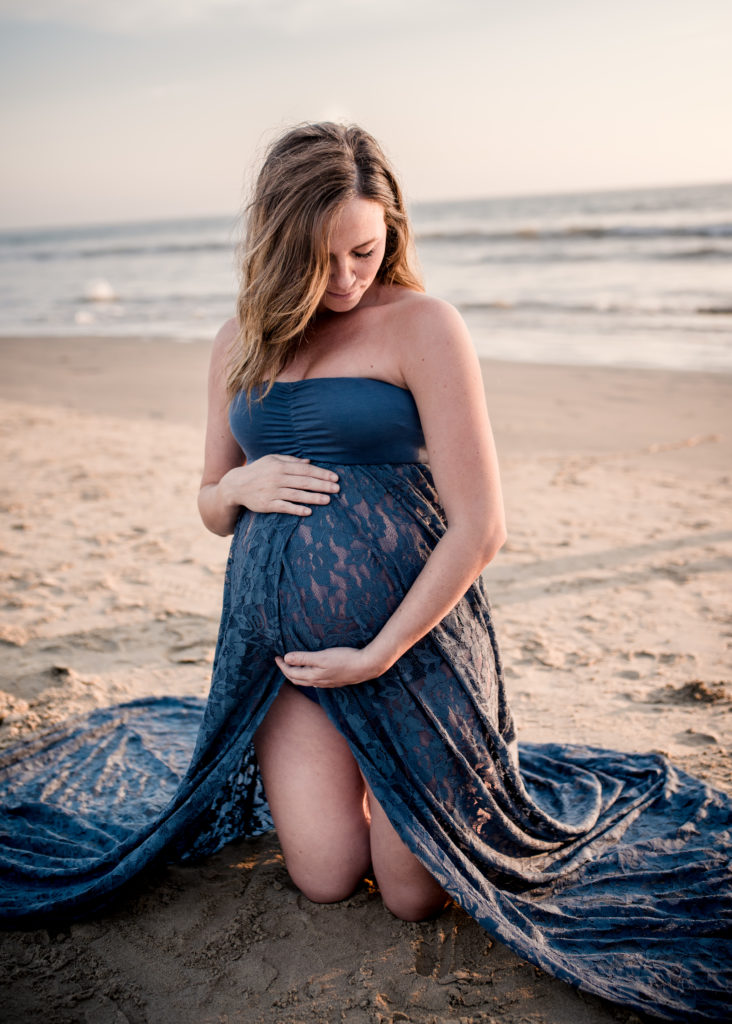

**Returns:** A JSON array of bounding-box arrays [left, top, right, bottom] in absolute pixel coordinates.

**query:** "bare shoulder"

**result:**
[[211, 319, 237, 364], [211, 316, 239, 371], [389, 292, 475, 378], [403, 291, 464, 329]]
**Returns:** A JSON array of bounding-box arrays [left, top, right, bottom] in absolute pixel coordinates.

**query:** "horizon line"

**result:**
[[1, 177, 729, 235]]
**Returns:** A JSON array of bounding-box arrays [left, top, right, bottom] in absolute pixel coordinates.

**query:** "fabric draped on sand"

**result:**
[[1, 378, 730, 1023]]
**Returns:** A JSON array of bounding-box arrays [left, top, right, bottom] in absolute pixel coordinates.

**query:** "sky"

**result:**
[[1, 0, 730, 228]]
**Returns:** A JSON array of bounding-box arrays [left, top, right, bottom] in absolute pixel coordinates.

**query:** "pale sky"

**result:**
[[1, 0, 730, 228]]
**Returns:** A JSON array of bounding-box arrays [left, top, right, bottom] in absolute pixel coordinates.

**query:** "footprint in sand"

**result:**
[[675, 728, 720, 747], [0, 624, 30, 647], [10, 665, 97, 701], [167, 641, 215, 665], [649, 680, 729, 705]]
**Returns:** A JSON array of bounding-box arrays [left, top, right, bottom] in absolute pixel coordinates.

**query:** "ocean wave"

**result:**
[[2, 240, 232, 262], [457, 298, 732, 317], [416, 222, 732, 244], [467, 245, 732, 265], [74, 289, 234, 305], [658, 247, 732, 260]]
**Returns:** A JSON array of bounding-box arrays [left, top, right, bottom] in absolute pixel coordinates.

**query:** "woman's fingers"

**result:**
[[234, 455, 340, 515], [273, 454, 339, 482], [271, 486, 337, 515], [271, 464, 339, 511], [275, 654, 321, 683], [282, 480, 339, 497], [282, 469, 340, 491], [272, 458, 340, 500], [272, 502, 315, 517], [276, 652, 329, 678], [274, 648, 372, 688], [280, 653, 318, 671], [280, 487, 333, 504]]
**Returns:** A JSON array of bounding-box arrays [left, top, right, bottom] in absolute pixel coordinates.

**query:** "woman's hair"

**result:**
[[227, 122, 423, 400]]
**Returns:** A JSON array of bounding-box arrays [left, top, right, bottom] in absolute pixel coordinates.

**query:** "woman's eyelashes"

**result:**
[[354, 249, 375, 259]]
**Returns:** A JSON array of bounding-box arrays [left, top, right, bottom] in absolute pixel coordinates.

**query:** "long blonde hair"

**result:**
[[227, 123, 423, 401]]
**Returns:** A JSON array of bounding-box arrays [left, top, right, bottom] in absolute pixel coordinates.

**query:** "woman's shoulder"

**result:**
[[214, 316, 239, 351], [385, 287, 465, 330], [384, 289, 471, 361], [209, 317, 239, 371], [374, 289, 479, 393]]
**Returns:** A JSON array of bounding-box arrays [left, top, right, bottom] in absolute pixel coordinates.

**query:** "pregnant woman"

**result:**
[[1, 123, 730, 1023], [197, 121, 506, 922]]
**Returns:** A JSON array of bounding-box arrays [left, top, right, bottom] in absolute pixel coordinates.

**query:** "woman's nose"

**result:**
[[329, 258, 355, 290]]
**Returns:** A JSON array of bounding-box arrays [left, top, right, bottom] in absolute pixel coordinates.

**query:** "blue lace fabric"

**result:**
[[1, 378, 730, 1023]]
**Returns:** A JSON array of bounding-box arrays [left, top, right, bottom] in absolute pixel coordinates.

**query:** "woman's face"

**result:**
[[319, 196, 387, 313]]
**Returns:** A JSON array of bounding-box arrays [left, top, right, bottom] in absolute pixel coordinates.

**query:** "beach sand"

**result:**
[[1, 336, 730, 1023]]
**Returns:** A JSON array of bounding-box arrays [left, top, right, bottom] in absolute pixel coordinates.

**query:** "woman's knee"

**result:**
[[366, 782, 448, 921], [380, 883, 450, 922], [254, 683, 371, 902], [288, 858, 366, 905]]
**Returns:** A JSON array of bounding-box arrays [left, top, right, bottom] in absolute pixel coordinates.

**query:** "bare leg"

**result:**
[[365, 780, 450, 922], [254, 683, 371, 903], [255, 682, 448, 919]]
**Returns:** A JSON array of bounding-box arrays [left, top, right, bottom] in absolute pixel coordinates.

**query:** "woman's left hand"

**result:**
[[275, 647, 385, 689]]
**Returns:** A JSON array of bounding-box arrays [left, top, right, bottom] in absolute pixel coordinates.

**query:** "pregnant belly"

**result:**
[[277, 491, 433, 651]]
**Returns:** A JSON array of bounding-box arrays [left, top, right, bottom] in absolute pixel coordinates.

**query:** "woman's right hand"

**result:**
[[219, 454, 339, 516]]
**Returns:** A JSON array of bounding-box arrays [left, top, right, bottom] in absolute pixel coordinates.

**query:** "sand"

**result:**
[[1, 335, 730, 1024]]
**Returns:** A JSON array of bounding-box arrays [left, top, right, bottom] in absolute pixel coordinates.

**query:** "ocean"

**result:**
[[0, 181, 730, 372]]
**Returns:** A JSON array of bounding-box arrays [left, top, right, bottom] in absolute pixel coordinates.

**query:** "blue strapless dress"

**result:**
[[1, 378, 730, 1022]]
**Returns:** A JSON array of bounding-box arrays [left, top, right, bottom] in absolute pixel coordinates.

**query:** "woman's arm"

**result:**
[[198, 319, 341, 537], [277, 299, 506, 686]]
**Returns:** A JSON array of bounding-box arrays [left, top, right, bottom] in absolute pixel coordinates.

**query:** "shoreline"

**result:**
[[4, 331, 732, 380], [3, 333, 731, 455], [1, 334, 730, 1023]]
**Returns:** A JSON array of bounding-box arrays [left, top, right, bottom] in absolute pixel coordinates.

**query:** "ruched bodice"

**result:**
[[229, 377, 426, 464]]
